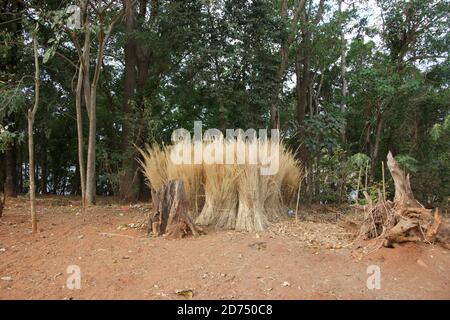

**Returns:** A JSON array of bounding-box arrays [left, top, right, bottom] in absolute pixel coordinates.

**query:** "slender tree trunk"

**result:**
[[370, 110, 383, 179], [78, 1, 121, 205], [86, 37, 107, 205], [270, 0, 307, 130], [295, 44, 310, 164], [28, 31, 39, 233], [0, 153, 5, 218], [74, 0, 92, 205], [85, 88, 97, 205], [18, 145, 23, 193], [294, 0, 325, 173], [40, 137, 47, 194], [269, 1, 287, 130], [270, 103, 279, 130], [339, 0, 347, 145], [218, 100, 225, 132], [82, 30, 97, 206], [28, 113, 37, 233], [4, 143, 17, 197], [75, 64, 86, 207], [0, 153, 5, 189], [119, 0, 139, 202], [133, 0, 152, 202], [72, 2, 91, 207]]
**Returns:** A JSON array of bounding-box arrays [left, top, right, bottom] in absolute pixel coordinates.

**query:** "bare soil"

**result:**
[[0, 196, 449, 300]]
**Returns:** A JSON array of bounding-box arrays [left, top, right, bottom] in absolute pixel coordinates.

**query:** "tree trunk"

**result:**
[[339, 0, 347, 145], [386, 152, 421, 208], [73, 0, 121, 205], [83, 30, 98, 206], [370, 110, 383, 179], [218, 100, 225, 132], [270, 102, 279, 130], [0, 153, 4, 217], [85, 24, 100, 206], [85, 94, 96, 205], [75, 62, 86, 206], [18, 145, 23, 193], [5, 143, 17, 197], [28, 31, 39, 234], [270, 0, 307, 130], [295, 46, 309, 164], [77, 0, 92, 205], [294, 0, 324, 165], [40, 137, 48, 194], [0, 186, 4, 218], [119, 0, 140, 202], [28, 112, 37, 233], [149, 180, 203, 239], [121, 0, 151, 202], [269, 0, 286, 130]]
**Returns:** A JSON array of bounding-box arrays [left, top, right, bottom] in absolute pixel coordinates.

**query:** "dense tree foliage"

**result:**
[[1, 0, 449, 206]]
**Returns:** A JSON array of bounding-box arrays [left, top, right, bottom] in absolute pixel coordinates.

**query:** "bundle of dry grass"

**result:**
[[137, 143, 167, 191], [279, 145, 302, 205], [235, 162, 268, 231], [264, 144, 301, 220], [196, 139, 239, 229], [234, 138, 276, 231], [196, 167, 238, 229], [138, 139, 303, 232]]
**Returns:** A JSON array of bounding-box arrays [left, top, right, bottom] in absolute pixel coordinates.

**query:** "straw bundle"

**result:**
[[278, 145, 302, 206], [234, 139, 270, 231], [138, 139, 303, 232], [195, 139, 239, 229], [137, 143, 168, 191]]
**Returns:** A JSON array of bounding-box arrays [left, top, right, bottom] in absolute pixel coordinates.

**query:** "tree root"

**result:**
[[359, 152, 446, 248]]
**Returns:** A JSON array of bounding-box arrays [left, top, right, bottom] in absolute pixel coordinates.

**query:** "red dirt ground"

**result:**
[[0, 196, 449, 300]]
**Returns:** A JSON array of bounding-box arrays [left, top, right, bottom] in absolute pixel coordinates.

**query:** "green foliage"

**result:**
[[395, 154, 419, 173], [0, 0, 448, 206], [0, 68, 28, 152], [431, 115, 450, 141], [349, 153, 370, 169], [304, 111, 344, 154]]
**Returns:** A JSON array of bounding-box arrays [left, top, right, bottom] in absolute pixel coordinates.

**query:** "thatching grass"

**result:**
[[278, 145, 302, 206], [236, 162, 268, 231], [195, 139, 238, 228], [138, 139, 302, 231], [137, 144, 167, 191]]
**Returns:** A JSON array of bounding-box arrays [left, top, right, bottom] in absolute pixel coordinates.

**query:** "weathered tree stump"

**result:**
[[359, 151, 444, 247], [149, 180, 203, 239]]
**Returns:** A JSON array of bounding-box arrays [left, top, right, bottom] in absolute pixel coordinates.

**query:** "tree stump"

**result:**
[[149, 180, 203, 239], [359, 151, 444, 247]]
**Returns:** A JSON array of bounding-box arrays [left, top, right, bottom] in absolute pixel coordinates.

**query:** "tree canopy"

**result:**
[[1, 0, 449, 206]]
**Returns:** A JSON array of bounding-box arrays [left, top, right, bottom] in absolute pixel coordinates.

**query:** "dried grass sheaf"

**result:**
[[138, 139, 302, 231]]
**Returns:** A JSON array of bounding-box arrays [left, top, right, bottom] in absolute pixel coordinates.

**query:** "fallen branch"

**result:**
[[98, 232, 135, 239]]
